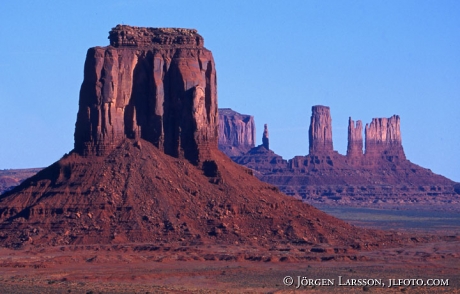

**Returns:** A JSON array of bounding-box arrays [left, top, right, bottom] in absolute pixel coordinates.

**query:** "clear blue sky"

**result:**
[[1, 1, 459, 182]]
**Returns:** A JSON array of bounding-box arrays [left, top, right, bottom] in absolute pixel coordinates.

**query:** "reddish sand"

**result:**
[[0, 232, 458, 293]]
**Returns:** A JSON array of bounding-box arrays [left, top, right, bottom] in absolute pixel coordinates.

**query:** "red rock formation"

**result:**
[[2, 25, 390, 249], [225, 107, 458, 210], [74, 25, 218, 164], [364, 115, 405, 160], [218, 108, 255, 156], [262, 124, 269, 150], [309, 105, 333, 154], [346, 117, 363, 158]]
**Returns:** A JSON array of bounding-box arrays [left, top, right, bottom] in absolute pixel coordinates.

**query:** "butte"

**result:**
[[222, 106, 459, 210], [0, 25, 393, 250]]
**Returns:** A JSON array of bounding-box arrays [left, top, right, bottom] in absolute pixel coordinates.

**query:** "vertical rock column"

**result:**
[[262, 124, 269, 150], [347, 117, 363, 157], [309, 105, 333, 154]]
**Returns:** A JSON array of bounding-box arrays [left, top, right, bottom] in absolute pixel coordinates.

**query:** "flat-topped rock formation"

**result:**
[[75, 24, 217, 164], [218, 108, 255, 157], [364, 115, 405, 161], [226, 106, 459, 211], [0, 26, 390, 249]]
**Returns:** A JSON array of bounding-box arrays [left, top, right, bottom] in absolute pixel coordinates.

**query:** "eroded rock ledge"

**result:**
[[109, 25, 204, 48]]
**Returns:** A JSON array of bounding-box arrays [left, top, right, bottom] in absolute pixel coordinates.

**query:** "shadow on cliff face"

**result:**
[[455, 183, 460, 194]]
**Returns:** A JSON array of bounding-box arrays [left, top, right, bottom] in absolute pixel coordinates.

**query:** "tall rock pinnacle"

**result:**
[[364, 115, 405, 159], [347, 117, 363, 157], [309, 105, 333, 154], [74, 25, 218, 164], [262, 124, 269, 150]]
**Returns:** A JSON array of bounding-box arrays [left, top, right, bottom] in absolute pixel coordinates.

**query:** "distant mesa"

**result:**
[[364, 115, 405, 161], [218, 108, 255, 157], [0, 169, 44, 195], [218, 106, 459, 210], [306, 105, 405, 162]]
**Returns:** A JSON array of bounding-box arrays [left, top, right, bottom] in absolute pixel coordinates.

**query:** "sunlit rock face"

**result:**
[[364, 115, 405, 161], [218, 108, 255, 157], [74, 25, 218, 164], [224, 106, 457, 210], [309, 105, 333, 154], [347, 117, 363, 158]]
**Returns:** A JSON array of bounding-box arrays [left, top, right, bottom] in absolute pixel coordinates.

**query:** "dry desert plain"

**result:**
[[0, 210, 459, 293]]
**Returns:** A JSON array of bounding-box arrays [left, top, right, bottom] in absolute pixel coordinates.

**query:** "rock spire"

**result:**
[[262, 124, 269, 150], [309, 105, 333, 154], [74, 25, 218, 164], [347, 117, 363, 157]]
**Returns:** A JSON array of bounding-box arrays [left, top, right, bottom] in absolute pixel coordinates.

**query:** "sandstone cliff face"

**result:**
[[309, 105, 333, 154], [347, 117, 363, 157], [364, 115, 405, 160], [74, 25, 218, 164], [218, 108, 255, 156]]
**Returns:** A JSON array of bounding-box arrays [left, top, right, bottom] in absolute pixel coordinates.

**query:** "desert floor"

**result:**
[[0, 207, 459, 293]]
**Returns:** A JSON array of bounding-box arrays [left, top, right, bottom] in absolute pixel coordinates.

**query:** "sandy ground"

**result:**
[[0, 233, 458, 293]]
